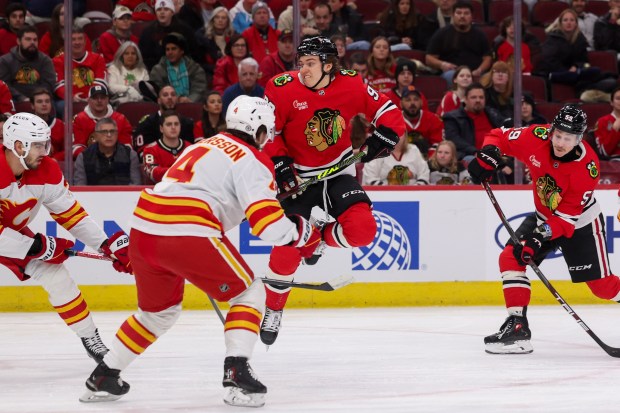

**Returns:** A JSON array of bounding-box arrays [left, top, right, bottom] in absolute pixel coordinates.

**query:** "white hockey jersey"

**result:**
[[0, 151, 107, 259], [130, 132, 299, 245]]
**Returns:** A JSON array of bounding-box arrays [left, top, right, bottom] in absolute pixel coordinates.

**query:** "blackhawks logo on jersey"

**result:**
[[586, 161, 599, 179], [273, 73, 293, 87], [532, 126, 548, 140], [304, 108, 346, 152], [536, 174, 563, 211], [340, 69, 357, 77]]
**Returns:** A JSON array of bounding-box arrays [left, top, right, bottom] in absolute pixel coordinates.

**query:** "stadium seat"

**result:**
[[0, 0, 8, 17], [581, 103, 611, 130], [521, 75, 548, 102], [415, 0, 437, 16], [536, 102, 564, 123], [35, 21, 50, 39], [83, 21, 113, 46], [116, 101, 158, 129], [531, 1, 568, 27], [527, 26, 546, 44], [586, 0, 610, 16], [85, 0, 113, 16], [478, 25, 499, 46], [550, 83, 579, 102], [14, 101, 33, 114], [356, 0, 389, 21], [488, 1, 528, 25], [393, 49, 426, 63], [470, 1, 485, 24], [72, 101, 88, 115], [363, 21, 383, 40], [588, 50, 619, 75], [131, 21, 148, 38], [414, 75, 448, 101], [175, 102, 204, 122], [268, 0, 290, 21]]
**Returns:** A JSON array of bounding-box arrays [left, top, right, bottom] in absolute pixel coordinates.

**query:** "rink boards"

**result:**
[[2, 185, 620, 311]]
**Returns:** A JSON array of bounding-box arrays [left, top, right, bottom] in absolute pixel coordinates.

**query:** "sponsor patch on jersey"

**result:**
[[273, 73, 293, 87], [536, 174, 563, 211], [587, 160, 599, 179], [340, 69, 357, 77], [532, 126, 548, 140], [305, 108, 346, 151]]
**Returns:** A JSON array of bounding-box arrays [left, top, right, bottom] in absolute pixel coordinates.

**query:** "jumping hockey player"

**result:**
[[79, 96, 321, 408], [259, 36, 405, 346], [0, 112, 132, 363], [468, 104, 620, 354]]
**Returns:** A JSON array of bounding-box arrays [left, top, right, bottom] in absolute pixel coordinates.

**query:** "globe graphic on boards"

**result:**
[[352, 210, 411, 271]]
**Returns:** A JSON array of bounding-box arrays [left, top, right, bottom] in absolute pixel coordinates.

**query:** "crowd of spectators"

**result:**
[[0, 0, 619, 186]]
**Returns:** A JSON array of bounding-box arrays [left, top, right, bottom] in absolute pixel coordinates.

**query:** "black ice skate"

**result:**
[[303, 218, 327, 266], [80, 361, 130, 403], [484, 314, 533, 354], [223, 356, 267, 407], [81, 328, 109, 363], [260, 307, 283, 346]]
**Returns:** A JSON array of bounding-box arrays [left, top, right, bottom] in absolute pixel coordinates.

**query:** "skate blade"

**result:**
[[223, 387, 266, 408], [485, 340, 533, 354], [79, 389, 125, 403]]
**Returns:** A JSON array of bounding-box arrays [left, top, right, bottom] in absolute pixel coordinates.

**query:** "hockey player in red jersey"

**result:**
[[468, 104, 620, 354], [80, 96, 321, 408], [0, 113, 132, 363], [259, 36, 406, 346]]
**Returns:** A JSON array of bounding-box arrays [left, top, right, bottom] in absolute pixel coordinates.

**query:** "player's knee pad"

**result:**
[[229, 279, 266, 313], [334, 202, 376, 248], [136, 304, 182, 337], [268, 245, 301, 275], [499, 245, 527, 272], [35, 264, 79, 304], [586, 276, 620, 301]]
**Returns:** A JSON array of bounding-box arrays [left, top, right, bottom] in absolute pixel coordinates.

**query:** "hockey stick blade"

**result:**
[[482, 182, 620, 358], [261, 275, 354, 291], [66, 250, 113, 261]]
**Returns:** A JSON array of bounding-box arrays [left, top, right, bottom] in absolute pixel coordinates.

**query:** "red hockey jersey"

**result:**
[[53, 51, 107, 100], [593, 113, 620, 158], [72, 106, 133, 158], [142, 138, 190, 183], [484, 124, 601, 239], [263, 70, 406, 178]]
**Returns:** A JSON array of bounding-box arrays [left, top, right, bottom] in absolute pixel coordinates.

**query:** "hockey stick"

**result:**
[[66, 249, 226, 325], [482, 182, 620, 358], [276, 151, 366, 201], [261, 275, 354, 291]]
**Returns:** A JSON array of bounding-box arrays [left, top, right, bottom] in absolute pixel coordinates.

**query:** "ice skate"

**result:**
[[259, 307, 282, 346], [80, 361, 130, 403], [303, 218, 327, 266], [81, 328, 109, 363], [484, 314, 533, 354], [223, 356, 267, 407]]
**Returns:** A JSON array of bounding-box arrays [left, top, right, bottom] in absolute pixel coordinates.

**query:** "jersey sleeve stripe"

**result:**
[[49, 202, 88, 230], [245, 200, 286, 237]]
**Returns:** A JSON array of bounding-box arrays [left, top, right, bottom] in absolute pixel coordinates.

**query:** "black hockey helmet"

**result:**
[[297, 36, 338, 62], [552, 104, 587, 136]]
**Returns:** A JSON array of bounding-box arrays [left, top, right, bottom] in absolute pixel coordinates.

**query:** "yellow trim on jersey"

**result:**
[[209, 238, 253, 287], [246, 199, 281, 217], [134, 206, 221, 229], [251, 210, 285, 236], [141, 192, 214, 213]]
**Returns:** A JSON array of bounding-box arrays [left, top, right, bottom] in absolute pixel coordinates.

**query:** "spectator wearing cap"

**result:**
[[258, 30, 295, 87], [0, 25, 55, 103], [277, 0, 315, 36], [241, 3, 280, 64], [401, 85, 444, 158], [385, 58, 429, 110], [98, 6, 139, 64], [74, 117, 142, 186], [0, 3, 27, 56], [72, 85, 133, 159], [149, 33, 207, 103], [139, 0, 199, 70], [53, 25, 107, 116], [520, 93, 547, 126], [221, 57, 263, 114], [229, 0, 276, 34]]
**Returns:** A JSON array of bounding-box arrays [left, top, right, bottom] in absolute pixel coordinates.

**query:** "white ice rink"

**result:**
[[1, 306, 620, 413]]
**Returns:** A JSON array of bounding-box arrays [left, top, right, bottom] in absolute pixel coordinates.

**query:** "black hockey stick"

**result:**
[[261, 275, 354, 291], [67, 249, 226, 325], [276, 151, 366, 201], [482, 182, 620, 357]]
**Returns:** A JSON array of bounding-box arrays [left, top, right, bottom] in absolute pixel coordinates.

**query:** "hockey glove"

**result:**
[[361, 125, 400, 163], [512, 224, 551, 266], [287, 214, 322, 259], [101, 231, 133, 274], [273, 156, 303, 196], [467, 145, 503, 184], [28, 234, 75, 265]]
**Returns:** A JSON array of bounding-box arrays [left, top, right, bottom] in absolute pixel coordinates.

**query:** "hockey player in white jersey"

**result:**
[[0, 112, 132, 363], [80, 96, 322, 408]]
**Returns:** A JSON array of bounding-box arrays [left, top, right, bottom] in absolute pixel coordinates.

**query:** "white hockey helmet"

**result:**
[[225, 96, 275, 146], [3, 112, 51, 169]]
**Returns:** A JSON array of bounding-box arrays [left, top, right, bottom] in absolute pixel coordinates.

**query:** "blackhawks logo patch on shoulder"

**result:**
[[587, 161, 599, 178], [532, 126, 548, 140], [340, 69, 357, 77], [273, 73, 294, 87]]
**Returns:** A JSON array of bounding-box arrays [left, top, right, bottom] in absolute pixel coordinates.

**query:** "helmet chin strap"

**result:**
[[307, 63, 333, 90], [12, 146, 31, 170]]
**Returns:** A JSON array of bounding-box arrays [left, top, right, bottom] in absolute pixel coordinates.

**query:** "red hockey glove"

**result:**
[[287, 214, 322, 258], [28, 234, 75, 265], [101, 231, 133, 274], [360, 125, 399, 163], [467, 145, 502, 184], [512, 224, 551, 266]]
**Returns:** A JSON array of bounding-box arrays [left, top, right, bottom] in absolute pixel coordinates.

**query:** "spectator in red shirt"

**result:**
[[72, 85, 133, 159], [401, 85, 444, 158], [212, 34, 250, 93], [142, 110, 190, 183], [39, 4, 93, 58], [496, 16, 533, 74], [594, 86, 620, 159], [366, 36, 397, 94], [98, 6, 139, 64], [258, 29, 295, 87], [242, 3, 280, 65], [0, 80, 15, 116], [0, 3, 26, 56], [30, 88, 65, 161], [437, 65, 472, 117]]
